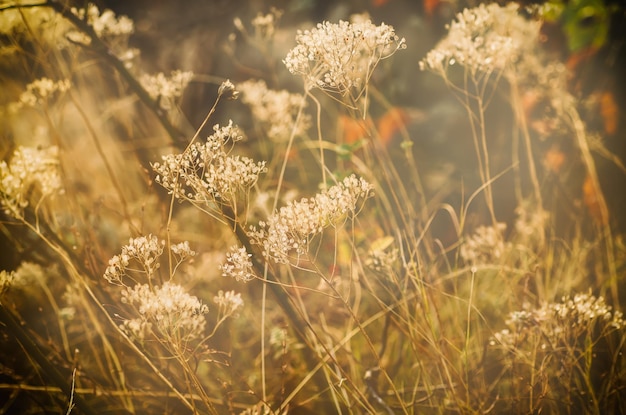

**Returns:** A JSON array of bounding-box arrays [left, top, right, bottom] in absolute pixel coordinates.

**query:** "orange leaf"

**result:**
[[600, 91, 618, 135], [375, 107, 409, 147], [566, 47, 598, 72], [338, 115, 370, 144], [583, 174, 603, 224], [543, 145, 566, 174]]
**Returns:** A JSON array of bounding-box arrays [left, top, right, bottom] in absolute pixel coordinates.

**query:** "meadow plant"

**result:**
[[238, 79, 310, 142], [249, 175, 373, 265], [0, 145, 63, 218], [284, 18, 406, 98], [1, 2, 624, 414]]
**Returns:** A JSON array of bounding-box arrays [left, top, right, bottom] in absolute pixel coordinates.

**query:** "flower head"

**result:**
[[103, 234, 165, 284], [249, 175, 373, 263], [69, 4, 134, 39], [139, 70, 194, 109], [214, 290, 244, 318], [420, 3, 540, 77], [459, 222, 509, 266], [120, 281, 208, 343], [0, 146, 63, 218], [284, 17, 405, 96], [220, 246, 255, 282], [8, 78, 70, 112], [238, 79, 310, 142], [152, 121, 267, 210]]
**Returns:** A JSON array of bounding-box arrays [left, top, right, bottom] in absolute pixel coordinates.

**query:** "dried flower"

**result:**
[[284, 17, 406, 96], [459, 222, 509, 266], [420, 3, 540, 77], [103, 234, 165, 285], [0, 146, 63, 218], [238, 79, 310, 142], [8, 78, 70, 112], [140, 70, 193, 108], [490, 291, 625, 349], [514, 203, 549, 242], [170, 241, 196, 261], [365, 236, 398, 274], [152, 121, 267, 210], [218, 79, 239, 100], [251, 8, 283, 40], [0, 7, 71, 45], [249, 175, 373, 264], [69, 4, 134, 39], [120, 281, 208, 343], [213, 290, 244, 318], [220, 246, 255, 282]]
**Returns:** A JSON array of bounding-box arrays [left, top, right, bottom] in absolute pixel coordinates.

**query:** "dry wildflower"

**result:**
[[103, 234, 165, 285], [66, 4, 136, 65], [365, 236, 398, 274], [152, 120, 267, 210], [170, 241, 196, 261], [139, 70, 194, 107], [459, 222, 509, 266], [420, 3, 540, 77], [251, 8, 283, 40], [69, 4, 134, 40], [120, 281, 208, 343], [0, 6, 71, 45], [514, 203, 549, 242], [0, 146, 63, 218], [220, 246, 255, 282], [249, 175, 373, 264], [8, 78, 70, 112], [284, 17, 406, 96], [213, 290, 244, 318], [218, 79, 239, 100], [0, 262, 46, 296], [420, 3, 573, 131], [238, 79, 310, 142], [491, 291, 625, 348]]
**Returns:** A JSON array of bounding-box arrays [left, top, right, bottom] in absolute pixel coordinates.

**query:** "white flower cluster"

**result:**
[[70, 4, 134, 39], [1, 262, 46, 295], [284, 18, 406, 96], [220, 245, 254, 282], [213, 290, 244, 318], [139, 70, 194, 105], [365, 236, 398, 274], [170, 241, 196, 261], [66, 4, 137, 65], [250, 8, 283, 40], [120, 281, 208, 343], [491, 292, 625, 349], [153, 121, 267, 208], [420, 3, 541, 77], [249, 175, 373, 263], [8, 78, 70, 112], [0, 6, 71, 45], [366, 248, 399, 275], [103, 234, 165, 285], [238, 79, 310, 142], [0, 146, 63, 217], [514, 204, 549, 242], [459, 222, 510, 266]]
